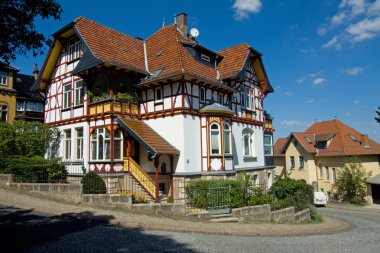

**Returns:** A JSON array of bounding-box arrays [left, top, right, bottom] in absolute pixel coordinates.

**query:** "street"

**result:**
[[1, 203, 379, 253]]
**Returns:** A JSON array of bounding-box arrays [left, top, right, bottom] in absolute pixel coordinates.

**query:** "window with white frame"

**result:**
[[218, 94, 223, 104], [91, 128, 122, 161], [64, 129, 71, 160], [264, 134, 273, 155], [155, 87, 162, 102], [319, 163, 323, 178], [325, 166, 329, 180], [0, 104, 8, 122], [16, 101, 24, 111], [245, 88, 250, 109], [75, 128, 83, 160], [63, 84, 72, 109], [114, 128, 122, 160], [242, 128, 254, 156], [68, 37, 83, 61], [26, 101, 44, 112], [0, 71, 7, 85], [210, 123, 221, 155], [200, 87, 205, 103], [224, 123, 232, 155], [74, 80, 84, 106], [241, 89, 245, 108]]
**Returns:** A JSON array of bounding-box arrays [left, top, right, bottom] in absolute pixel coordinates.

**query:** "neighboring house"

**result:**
[[14, 65, 44, 122], [35, 13, 275, 201], [274, 119, 380, 204], [0, 61, 18, 122]]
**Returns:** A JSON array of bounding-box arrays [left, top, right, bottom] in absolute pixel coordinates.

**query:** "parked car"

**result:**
[[314, 191, 327, 206]]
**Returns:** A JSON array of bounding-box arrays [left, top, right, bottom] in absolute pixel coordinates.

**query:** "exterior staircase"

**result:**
[[123, 157, 157, 202]]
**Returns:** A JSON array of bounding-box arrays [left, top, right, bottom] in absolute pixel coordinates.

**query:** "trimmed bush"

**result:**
[[81, 171, 106, 194], [2, 155, 67, 183], [248, 188, 274, 206]]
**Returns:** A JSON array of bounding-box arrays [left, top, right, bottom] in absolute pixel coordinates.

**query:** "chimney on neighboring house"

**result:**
[[33, 63, 39, 80], [360, 134, 370, 148], [175, 12, 188, 35]]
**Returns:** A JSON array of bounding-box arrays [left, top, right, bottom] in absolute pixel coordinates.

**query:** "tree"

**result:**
[[336, 159, 372, 205], [0, 121, 61, 164], [376, 106, 380, 124], [0, 0, 63, 62]]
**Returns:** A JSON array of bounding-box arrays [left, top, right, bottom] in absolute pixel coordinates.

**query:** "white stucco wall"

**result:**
[[232, 122, 265, 170], [144, 114, 201, 174]]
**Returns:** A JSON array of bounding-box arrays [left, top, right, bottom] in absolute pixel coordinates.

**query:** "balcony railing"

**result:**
[[88, 98, 139, 117]]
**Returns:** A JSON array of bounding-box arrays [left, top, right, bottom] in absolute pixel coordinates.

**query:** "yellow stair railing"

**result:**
[[123, 157, 156, 199]]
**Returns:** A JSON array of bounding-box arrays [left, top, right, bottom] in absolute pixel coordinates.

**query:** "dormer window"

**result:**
[[316, 141, 327, 149], [200, 54, 210, 62], [68, 37, 83, 62], [0, 71, 7, 85]]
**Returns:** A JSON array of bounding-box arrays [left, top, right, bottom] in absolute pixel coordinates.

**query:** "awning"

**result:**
[[117, 116, 180, 157], [367, 174, 380, 185]]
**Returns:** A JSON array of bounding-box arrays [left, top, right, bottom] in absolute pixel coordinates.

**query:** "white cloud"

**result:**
[[313, 77, 326, 86], [309, 71, 323, 78], [296, 76, 306, 84], [232, 0, 262, 20], [281, 120, 308, 128], [341, 66, 365, 75], [307, 99, 316, 104], [284, 91, 294, 96], [321, 0, 380, 48], [353, 100, 360, 104]]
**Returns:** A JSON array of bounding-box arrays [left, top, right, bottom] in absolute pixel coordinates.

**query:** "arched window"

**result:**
[[0, 104, 8, 122], [242, 128, 254, 156], [224, 123, 232, 155], [210, 123, 221, 155]]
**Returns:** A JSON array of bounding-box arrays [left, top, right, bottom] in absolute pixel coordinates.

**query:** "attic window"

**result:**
[[305, 137, 312, 144], [200, 54, 210, 62], [316, 141, 327, 149], [349, 134, 357, 141]]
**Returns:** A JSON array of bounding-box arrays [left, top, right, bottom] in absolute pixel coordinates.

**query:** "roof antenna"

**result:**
[[162, 17, 166, 27]]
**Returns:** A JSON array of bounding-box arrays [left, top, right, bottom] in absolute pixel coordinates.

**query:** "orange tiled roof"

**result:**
[[280, 120, 380, 156], [119, 117, 179, 155], [274, 137, 288, 157], [75, 17, 146, 74], [218, 43, 250, 79]]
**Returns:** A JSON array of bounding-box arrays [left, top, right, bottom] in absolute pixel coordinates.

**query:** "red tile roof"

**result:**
[[277, 120, 380, 157], [274, 137, 288, 157], [217, 43, 250, 79], [75, 17, 146, 74]]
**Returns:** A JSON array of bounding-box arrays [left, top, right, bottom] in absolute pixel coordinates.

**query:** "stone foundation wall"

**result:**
[[271, 207, 295, 223], [231, 205, 271, 222], [294, 209, 311, 223], [82, 194, 132, 205]]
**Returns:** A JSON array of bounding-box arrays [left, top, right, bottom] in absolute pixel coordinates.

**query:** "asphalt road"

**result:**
[[1, 204, 380, 253]]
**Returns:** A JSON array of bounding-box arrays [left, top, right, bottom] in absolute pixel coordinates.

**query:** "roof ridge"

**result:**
[[217, 42, 249, 53], [145, 24, 177, 41]]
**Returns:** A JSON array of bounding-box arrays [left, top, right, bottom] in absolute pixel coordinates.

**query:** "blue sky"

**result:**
[[11, 0, 380, 142]]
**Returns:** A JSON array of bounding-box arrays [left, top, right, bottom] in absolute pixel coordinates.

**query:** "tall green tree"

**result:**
[[336, 158, 372, 205], [0, 121, 61, 164], [0, 0, 63, 62], [376, 106, 380, 124]]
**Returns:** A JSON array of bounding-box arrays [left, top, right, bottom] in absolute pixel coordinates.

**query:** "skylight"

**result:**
[[349, 134, 357, 141], [305, 137, 312, 144]]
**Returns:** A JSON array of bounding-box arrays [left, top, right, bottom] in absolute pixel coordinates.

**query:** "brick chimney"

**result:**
[[360, 134, 369, 148], [175, 12, 187, 35]]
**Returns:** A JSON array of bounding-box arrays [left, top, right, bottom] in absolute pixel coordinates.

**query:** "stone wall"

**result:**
[[82, 194, 132, 205], [128, 203, 186, 216], [231, 205, 271, 222], [294, 209, 311, 223], [271, 207, 295, 223]]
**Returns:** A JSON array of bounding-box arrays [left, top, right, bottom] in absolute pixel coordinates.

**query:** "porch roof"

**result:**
[[117, 116, 180, 157], [367, 174, 380, 185]]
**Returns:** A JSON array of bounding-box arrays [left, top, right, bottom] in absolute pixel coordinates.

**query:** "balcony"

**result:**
[[88, 98, 139, 117]]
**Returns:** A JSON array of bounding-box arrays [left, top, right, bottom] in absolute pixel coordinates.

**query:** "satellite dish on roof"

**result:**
[[190, 28, 199, 38]]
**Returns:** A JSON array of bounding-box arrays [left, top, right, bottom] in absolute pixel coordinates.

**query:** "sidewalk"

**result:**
[[0, 187, 349, 237]]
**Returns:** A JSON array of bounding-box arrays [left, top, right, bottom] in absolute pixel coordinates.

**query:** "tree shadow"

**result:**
[[0, 206, 200, 253]]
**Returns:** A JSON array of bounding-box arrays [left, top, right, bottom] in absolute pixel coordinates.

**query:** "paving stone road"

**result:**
[[1, 187, 378, 252]]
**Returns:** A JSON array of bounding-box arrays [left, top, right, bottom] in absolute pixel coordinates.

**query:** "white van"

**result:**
[[314, 191, 327, 206]]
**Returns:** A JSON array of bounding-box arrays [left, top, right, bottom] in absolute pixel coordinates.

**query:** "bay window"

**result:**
[[264, 134, 273, 155], [91, 128, 122, 161], [210, 123, 221, 155], [224, 123, 232, 155]]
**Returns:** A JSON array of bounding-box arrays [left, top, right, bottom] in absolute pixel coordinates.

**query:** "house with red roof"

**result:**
[[274, 119, 380, 204], [36, 13, 275, 202]]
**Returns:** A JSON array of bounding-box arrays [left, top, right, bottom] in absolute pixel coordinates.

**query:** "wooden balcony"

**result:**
[[88, 99, 139, 117]]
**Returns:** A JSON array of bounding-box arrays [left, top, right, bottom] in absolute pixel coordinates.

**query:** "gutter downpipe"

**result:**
[[143, 41, 152, 77]]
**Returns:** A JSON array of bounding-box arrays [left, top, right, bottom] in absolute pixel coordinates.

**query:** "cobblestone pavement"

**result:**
[[0, 187, 355, 252]]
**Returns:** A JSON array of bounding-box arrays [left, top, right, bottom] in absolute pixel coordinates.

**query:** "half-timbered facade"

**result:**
[[36, 13, 275, 201]]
